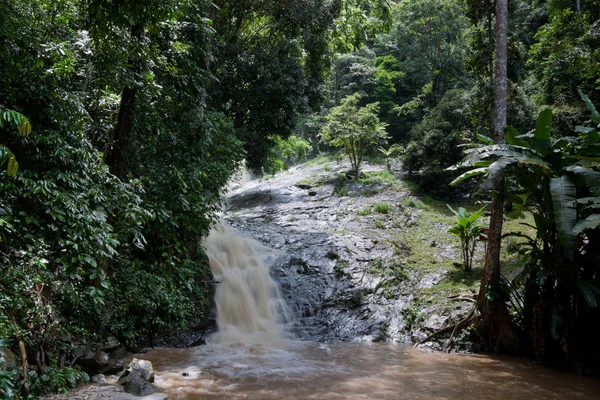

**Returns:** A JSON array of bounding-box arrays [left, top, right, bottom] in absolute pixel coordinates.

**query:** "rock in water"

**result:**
[[90, 374, 107, 384], [118, 358, 157, 395]]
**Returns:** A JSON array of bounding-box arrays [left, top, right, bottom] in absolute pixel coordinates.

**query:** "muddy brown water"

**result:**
[[50, 224, 600, 399], [55, 341, 600, 399]]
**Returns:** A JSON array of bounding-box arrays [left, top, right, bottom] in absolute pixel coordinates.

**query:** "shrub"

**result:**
[[320, 93, 389, 180], [374, 202, 391, 214]]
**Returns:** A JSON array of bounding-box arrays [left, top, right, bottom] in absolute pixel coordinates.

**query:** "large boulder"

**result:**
[[78, 349, 125, 376], [118, 358, 157, 396]]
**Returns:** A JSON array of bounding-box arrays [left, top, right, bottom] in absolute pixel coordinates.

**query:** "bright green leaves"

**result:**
[[449, 167, 487, 186], [0, 107, 32, 137], [532, 109, 552, 155], [320, 93, 389, 178], [0, 107, 32, 176], [447, 204, 485, 272], [578, 89, 600, 124]]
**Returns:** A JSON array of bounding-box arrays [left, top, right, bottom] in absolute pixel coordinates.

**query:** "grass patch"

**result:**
[[369, 257, 409, 299], [360, 170, 397, 185], [357, 207, 372, 216], [305, 153, 338, 166], [374, 202, 391, 214], [362, 188, 379, 197], [398, 195, 424, 210], [375, 220, 386, 229], [296, 174, 328, 188], [334, 259, 351, 278]]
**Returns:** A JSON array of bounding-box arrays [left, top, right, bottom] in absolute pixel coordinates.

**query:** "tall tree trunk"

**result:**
[[476, 0, 522, 354], [106, 22, 144, 178]]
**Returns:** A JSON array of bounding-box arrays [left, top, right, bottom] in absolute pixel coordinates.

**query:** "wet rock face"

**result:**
[[223, 161, 470, 346]]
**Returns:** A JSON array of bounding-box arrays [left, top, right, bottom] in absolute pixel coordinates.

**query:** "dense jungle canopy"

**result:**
[[1, 0, 599, 397]]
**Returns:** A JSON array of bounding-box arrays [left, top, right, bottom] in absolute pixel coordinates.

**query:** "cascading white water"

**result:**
[[203, 223, 290, 345], [48, 224, 600, 400]]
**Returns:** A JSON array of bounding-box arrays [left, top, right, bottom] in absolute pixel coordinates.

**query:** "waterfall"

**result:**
[[203, 223, 290, 345]]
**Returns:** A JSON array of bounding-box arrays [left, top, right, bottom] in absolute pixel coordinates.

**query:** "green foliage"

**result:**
[[264, 136, 312, 175], [210, 0, 346, 171], [0, 107, 31, 176], [0, 0, 246, 396], [402, 89, 473, 195], [357, 207, 372, 216], [334, 259, 351, 279], [528, 1, 600, 106], [320, 93, 389, 179], [447, 205, 485, 272], [451, 96, 600, 363], [378, 144, 401, 170], [374, 202, 391, 214]]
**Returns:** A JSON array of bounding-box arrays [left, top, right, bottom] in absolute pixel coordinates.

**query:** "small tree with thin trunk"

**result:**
[[320, 93, 389, 179]]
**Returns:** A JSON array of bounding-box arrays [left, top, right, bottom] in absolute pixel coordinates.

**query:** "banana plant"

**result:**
[[378, 144, 402, 171], [447, 205, 485, 272], [448, 91, 600, 319], [449, 92, 599, 260]]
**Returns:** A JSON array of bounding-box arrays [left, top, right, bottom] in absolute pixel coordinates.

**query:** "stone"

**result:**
[[103, 336, 120, 351], [78, 352, 102, 376], [94, 351, 109, 365], [118, 359, 158, 396], [0, 348, 17, 369], [101, 357, 124, 376], [90, 374, 107, 384], [122, 372, 157, 396], [423, 314, 448, 331], [119, 358, 155, 384]]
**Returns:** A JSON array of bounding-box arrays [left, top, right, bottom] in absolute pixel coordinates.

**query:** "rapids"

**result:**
[[48, 223, 600, 399]]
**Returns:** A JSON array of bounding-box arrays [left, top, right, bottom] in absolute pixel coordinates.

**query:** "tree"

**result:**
[[474, 0, 523, 353], [320, 93, 389, 179], [450, 95, 600, 366]]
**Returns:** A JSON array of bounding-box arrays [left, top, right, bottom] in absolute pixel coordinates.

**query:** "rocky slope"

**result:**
[[223, 158, 479, 348]]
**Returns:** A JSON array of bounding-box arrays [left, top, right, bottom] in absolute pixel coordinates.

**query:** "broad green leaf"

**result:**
[[506, 126, 529, 147], [17, 117, 31, 137], [566, 165, 600, 195], [6, 157, 18, 176], [572, 214, 600, 235], [578, 89, 600, 123], [476, 133, 494, 145], [449, 167, 486, 185], [446, 204, 459, 217], [550, 175, 577, 259], [532, 109, 552, 155], [576, 279, 600, 307]]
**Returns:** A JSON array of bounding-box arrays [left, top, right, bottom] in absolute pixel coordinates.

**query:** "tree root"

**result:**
[[415, 308, 478, 352]]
